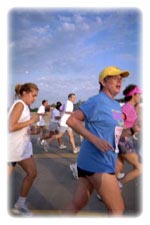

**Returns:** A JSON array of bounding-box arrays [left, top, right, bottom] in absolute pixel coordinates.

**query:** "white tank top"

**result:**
[[8, 99, 33, 162]]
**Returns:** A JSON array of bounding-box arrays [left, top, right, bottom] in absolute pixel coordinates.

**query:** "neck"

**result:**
[[21, 97, 28, 105], [102, 89, 115, 99], [128, 98, 136, 106]]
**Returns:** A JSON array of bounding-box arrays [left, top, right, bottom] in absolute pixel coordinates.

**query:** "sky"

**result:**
[[8, 8, 142, 108]]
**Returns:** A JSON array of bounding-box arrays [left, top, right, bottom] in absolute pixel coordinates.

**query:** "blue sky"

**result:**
[[8, 8, 142, 108]]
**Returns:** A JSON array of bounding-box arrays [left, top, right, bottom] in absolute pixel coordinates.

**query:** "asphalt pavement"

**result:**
[[8, 131, 142, 217]]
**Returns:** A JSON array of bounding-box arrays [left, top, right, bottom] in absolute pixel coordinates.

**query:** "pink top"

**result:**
[[122, 102, 137, 128]]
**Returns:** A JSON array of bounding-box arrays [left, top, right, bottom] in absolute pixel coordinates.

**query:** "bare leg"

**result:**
[[119, 152, 142, 185], [89, 173, 124, 215], [30, 125, 41, 135], [64, 177, 94, 214], [41, 126, 47, 139], [8, 165, 15, 176], [67, 130, 76, 149], [35, 126, 41, 135], [18, 157, 37, 197], [46, 132, 63, 144], [55, 130, 64, 146], [44, 130, 64, 146], [65, 173, 124, 215], [116, 155, 124, 175]]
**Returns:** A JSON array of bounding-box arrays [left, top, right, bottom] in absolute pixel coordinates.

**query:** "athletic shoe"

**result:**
[[69, 163, 77, 172], [41, 140, 49, 152], [41, 139, 45, 145], [12, 203, 33, 216], [59, 144, 67, 149], [133, 134, 138, 140], [73, 146, 80, 154], [96, 193, 102, 201], [69, 163, 78, 179], [117, 172, 125, 180], [37, 137, 41, 144], [69, 163, 74, 172], [118, 180, 123, 189]]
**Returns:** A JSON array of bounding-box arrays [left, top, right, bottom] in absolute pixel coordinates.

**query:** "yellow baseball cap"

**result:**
[[99, 66, 129, 83]]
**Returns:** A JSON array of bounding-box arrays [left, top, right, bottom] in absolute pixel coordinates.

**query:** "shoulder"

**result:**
[[66, 100, 73, 108], [79, 94, 99, 111], [13, 100, 25, 108], [8, 100, 25, 116], [87, 93, 100, 102], [66, 100, 72, 105], [122, 102, 134, 113], [38, 105, 45, 112], [39, 105, 44, 109], [38, 104, 43, 109]]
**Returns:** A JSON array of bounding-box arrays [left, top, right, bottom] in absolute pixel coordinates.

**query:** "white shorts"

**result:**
[[58, 126, 72, 134]]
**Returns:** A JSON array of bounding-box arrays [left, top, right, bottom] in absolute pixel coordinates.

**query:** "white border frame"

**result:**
[[0, 1, 149, 225]]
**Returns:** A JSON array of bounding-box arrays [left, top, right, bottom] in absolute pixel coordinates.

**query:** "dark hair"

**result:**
[[17, 83, 39, 97], [98, 77, 108, 92], [99, 82, 104, 92], [56, 101, 62, 110], [123, 84, 137, 102], [68, 93, 75, 99], [42, 100, 48, 105]]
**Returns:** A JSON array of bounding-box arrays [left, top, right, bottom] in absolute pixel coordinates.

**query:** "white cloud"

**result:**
[[74, 14, 84, 23], [31, 25, 50, 35], [61, 22, 76, 31], [96, 16, 103, 25]]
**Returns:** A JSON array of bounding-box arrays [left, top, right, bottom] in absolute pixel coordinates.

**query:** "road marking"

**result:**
[[31, 210, 102, 216], [34, 153, 78, 158], [10, 209, 103, 216]]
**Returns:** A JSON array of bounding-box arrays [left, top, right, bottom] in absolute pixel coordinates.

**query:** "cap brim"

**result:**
[[120, 71, 129, 77]]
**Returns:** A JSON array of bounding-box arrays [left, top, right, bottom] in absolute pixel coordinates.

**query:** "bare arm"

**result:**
[[9, 102, 39, 132], [66, 109, 114, 152], [65, 111, 73, 115]]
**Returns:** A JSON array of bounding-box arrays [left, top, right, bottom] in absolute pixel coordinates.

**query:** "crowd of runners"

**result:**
[[8, 66, 142, 216]]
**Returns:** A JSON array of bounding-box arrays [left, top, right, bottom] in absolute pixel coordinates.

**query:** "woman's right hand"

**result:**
[[93, 136, 114, 152]]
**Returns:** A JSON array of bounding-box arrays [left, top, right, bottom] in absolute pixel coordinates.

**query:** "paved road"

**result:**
[[8, 132, 142, 217]]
